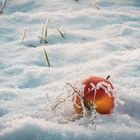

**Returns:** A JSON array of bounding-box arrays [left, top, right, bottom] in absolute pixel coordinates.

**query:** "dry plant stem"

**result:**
[[106, 75, 111, 80], [66, 82, 91, 116], [51, 83, 83, 116], [44, 24, 48, 42], [90, 0, 96, 7], [20, 29, 27, 46], [90, 0, 100, 9], [51, 94, 71, 111], [66, 83, 89, 116], [37, 35, 48, 43], [40, 18, 50, 44], [23, 42, 36, 48], [55, 92, 66, 100], [56, 27, 65, 38], [0, 0, 7, 14], [92, 88, 97, 130], [66, 83, 82, 97], [51, 99, 66, 111], [40, 24, 45, 44], [44, 49, 50, 67], [80, 90, 97, 130], [49, 18, 65, 38], [51, 82, 97, 130]]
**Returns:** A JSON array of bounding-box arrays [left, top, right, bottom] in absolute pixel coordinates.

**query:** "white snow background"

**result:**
[[0, 0, 140, 140]]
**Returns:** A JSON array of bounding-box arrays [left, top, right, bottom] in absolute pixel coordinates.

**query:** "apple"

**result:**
[[72, 76, 115, 115]]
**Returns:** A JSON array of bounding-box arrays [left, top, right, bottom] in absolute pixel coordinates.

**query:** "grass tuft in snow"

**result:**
[[20, 18, 65, 48], [38, 23, 48, 44]]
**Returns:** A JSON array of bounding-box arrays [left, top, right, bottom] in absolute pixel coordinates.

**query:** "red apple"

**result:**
[[73, 76, 115, 115]]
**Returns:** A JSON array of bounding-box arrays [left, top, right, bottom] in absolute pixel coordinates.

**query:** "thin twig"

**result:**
[[20, 29, 27, 46], [66, 83, 82, 97], [51, 93, 72, 113], [51, 99, 66, 111]]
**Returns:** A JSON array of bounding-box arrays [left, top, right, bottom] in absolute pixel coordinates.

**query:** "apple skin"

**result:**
[[73, 76, 115, 115]]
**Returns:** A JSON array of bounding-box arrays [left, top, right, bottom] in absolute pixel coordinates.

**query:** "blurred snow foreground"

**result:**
[[0, 0, 140, 140]]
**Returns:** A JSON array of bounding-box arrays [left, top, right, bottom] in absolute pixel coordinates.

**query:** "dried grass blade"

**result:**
[[56, 27, 65, 38], [44, 48, 50, 67], [40, 24, 45, 44], [20, 29, 27, 46], [44, 24, 48, 43], [23, 42, 36, 48]]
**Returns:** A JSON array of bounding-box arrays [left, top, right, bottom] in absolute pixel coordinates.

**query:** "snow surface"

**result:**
[[0, 0, 140, 139]]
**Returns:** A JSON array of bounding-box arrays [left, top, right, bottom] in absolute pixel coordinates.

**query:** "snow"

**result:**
[[0, 0, 140, 139]]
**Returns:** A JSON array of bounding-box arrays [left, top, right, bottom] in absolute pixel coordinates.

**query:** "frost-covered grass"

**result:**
[[0, 0, 140, 140]]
